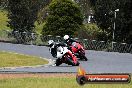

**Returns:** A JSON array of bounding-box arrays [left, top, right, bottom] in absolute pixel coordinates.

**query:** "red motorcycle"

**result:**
[[70, 42, 88, 61]]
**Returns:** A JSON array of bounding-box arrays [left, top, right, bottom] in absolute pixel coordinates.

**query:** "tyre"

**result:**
[[66, 57, 76, 66], [55, 58, 62, 66], [67, 58, 75, 66], [76, 61, 80, 66], [82, 55, 88, 61], [71, 60, 80, 66], [79, 51, 88, 61]]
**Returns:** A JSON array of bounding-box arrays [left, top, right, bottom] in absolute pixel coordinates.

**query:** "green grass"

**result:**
[[0, 77, 131, 88], [0, 51, 48, 67]]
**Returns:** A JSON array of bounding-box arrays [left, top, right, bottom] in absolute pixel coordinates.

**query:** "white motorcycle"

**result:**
[[55, 46, 80, 66], [48, 40, 79, 66]]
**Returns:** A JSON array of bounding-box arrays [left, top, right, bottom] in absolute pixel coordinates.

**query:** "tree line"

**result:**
[[0, 0, 131, 43]]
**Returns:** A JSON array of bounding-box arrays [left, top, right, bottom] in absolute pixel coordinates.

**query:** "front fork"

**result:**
[[78, 49, 85, 56]]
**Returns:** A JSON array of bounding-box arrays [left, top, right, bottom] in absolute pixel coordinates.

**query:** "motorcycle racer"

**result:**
[[63, 35, 78, 46], [48, 40, 67, 57], [63, 35, 88, 61]]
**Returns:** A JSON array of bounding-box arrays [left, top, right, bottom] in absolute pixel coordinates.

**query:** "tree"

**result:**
[[74, 0, 91, 16], [95, 0, 132, 43], [8, 0, 40, 43], [0, 0, 8, 9], [74, 0, 96, 23], [36, 0, 52, 24], [42, 0, 83, 36]]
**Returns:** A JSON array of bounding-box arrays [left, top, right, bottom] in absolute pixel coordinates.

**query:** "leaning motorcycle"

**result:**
[[70, 42, 88, 61], [55, 46, 80, 66]]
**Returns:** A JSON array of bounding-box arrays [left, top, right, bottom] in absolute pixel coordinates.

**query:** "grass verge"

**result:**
[[0, 74, 131, 88], [0, 51, 48, 67]]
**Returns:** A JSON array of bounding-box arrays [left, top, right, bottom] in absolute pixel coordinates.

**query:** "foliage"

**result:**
[[74, 0, 91, 15], [77, 23, 108, 41], [0, 10, 10, 30], [42, 0, 83, 36], [36, 0, 51, 24], [34, 22, 46, 34], [0, 0, 8, 9], [73, 0, 97, 23], [8, 0, 40, 43], [94, 0, 132, 43]]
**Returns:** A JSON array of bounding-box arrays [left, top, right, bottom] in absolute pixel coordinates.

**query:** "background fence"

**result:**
[[0, 30, 132, 53]]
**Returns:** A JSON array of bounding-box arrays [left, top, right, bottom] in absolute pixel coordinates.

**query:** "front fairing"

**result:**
[[56, 47, 69, 58]]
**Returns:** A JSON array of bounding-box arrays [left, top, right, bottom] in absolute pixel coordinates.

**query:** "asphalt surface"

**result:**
[[0, 42, 132, 73]]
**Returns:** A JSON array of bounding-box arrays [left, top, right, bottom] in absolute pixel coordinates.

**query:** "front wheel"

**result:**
[[81, 55, 88, 61], [79, 51, 88, 61], [55, 58, 62, 66], [66, 57, 79, 66], [71, 63, 79, 66], [75, 61, 80, 66], [71, 60, 80, 66]]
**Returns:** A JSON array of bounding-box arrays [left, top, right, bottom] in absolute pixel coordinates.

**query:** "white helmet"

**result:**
[[63, 35, 69, 40], [48, 40, 54, 45]]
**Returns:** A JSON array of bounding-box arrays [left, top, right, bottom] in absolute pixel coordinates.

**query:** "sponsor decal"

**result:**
[[76, 66, 131, 85]]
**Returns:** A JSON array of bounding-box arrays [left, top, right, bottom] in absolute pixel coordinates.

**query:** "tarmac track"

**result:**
[[0, 42, 132, 73]]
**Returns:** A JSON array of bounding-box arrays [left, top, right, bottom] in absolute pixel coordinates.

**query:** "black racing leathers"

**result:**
[[65, 38, 78, 46], [49, 43, 66, 58]]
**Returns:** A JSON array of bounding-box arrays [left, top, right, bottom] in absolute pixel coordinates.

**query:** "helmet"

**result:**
[[48, 40, 54, 46], [63, 35, 69, 40]]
